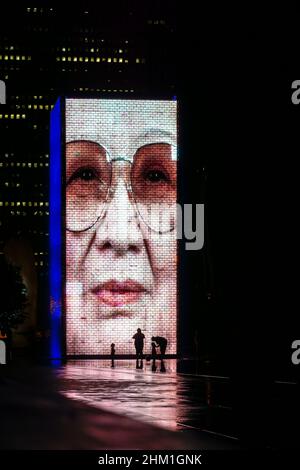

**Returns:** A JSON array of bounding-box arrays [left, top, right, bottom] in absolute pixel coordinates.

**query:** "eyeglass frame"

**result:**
[[65, 143, 177, 235]]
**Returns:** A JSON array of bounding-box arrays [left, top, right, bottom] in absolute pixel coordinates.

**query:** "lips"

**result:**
[[91, 280, 147, 307]]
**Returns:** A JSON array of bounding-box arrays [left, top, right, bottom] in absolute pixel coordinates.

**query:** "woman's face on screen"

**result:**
[[65, 108, 177, 355]]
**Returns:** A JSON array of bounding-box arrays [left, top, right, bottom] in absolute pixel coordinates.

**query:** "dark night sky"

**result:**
[[177, 8, 300, 381]]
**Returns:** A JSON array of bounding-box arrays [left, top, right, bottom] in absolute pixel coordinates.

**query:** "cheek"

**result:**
[[147, 238, 177, 275], [66, 233, 90, 276]]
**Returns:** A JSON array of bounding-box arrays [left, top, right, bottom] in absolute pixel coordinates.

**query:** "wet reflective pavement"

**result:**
[[55, 359, 238, 443], [1, 358, 299, 449]]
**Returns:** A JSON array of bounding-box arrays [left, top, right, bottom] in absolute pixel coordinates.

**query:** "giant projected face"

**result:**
[[65, 99, 177, 355]]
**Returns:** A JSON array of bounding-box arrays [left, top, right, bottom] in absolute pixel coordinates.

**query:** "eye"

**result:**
[[143, 168, 169, 183], [68, 167, 99, 184]]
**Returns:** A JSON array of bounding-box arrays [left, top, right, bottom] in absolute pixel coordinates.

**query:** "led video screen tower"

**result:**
[[50, 98, 177, 356]]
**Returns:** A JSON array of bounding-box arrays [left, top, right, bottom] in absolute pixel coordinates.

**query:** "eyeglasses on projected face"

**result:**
[[66, 140, 177, 234]]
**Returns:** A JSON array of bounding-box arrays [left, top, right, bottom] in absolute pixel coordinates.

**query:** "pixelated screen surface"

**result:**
[[65, 99, 177, 355]]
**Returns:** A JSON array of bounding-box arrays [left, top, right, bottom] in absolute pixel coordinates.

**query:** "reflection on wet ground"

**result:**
[[56, 359, 238, 441]]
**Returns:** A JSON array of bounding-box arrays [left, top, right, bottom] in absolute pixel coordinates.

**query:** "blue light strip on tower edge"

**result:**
[[49, 98, 62, 359]]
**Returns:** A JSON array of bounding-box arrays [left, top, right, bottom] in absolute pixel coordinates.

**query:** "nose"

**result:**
[[93, 179, 144, 255]]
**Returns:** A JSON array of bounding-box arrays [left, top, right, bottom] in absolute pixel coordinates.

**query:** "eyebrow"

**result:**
[[138, 129, 175, 140]]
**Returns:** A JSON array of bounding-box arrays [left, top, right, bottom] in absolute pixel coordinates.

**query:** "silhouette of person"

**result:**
[[132, 328, 145, 368], [151, 341, 157, 372], [110, 343, 115, 368], [151, 341, 157, 359], [151, 336, 168, 359]]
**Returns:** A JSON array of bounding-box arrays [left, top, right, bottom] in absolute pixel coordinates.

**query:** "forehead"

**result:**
[[65, 98, 177, 162]]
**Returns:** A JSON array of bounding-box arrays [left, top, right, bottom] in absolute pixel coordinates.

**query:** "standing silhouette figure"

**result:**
[[110, 343, 115, 368], [132, 328, 145, 369]]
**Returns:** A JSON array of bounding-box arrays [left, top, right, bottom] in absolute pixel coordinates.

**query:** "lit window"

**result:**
[[136, 58, 140, 63], [107, 58, 111, 62], [73, 57, 77, 62], [56, 57, 60, 61], [22, 114, 26, 119], [96, 57, 100, 62], [16, 56, 20, 61], [85, 57, 89, 62], [21, 56, 25, 60], [4, 56, 8, 60], [119, 58, 123, 63], [62, 57, 66, 61]]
